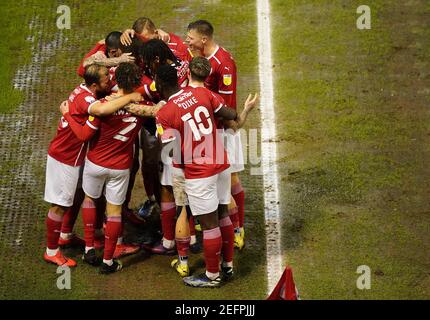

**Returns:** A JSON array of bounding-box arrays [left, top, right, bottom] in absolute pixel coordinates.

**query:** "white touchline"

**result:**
[[256, 0, 283, 295]]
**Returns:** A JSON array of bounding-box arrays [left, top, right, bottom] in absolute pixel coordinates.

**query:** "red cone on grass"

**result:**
[[267, 266, 299, 300]]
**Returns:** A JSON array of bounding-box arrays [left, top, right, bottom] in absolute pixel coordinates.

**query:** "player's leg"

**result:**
[[183, 175, 222, 288], [100, 167, 135, 273], [123, 138, 140, 215], [58, 186, 85, 248], [43, 155, 78, 267], [101, 202, 123, 274], [81, 159, 108, 265], [218, 169, 235, 279], [231, 172, 245, 249], [171, 206, 191, 277]]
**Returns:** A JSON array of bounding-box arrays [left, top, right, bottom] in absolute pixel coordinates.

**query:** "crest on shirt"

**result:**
[[223, 74, 232, 86], [88, 115, 95, 122]]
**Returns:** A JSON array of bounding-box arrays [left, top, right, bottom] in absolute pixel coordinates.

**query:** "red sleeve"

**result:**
[[168, 33, 189, 60], [155, 108, 177, 144], [77, 43, 107, 77], [217, 59, 237, 109], [74, 94, 97, 115], [209, 91, 225, 114], [63, 112, 100, 142]]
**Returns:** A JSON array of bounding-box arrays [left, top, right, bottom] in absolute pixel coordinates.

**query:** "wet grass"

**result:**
[[0, 0, 265, 300], [272, 0, 430, 299]]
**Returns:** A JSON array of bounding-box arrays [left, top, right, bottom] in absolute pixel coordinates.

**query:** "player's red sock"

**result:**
[[189, 216, 196, 237], [104, 216, 122, 261], [161, 202, 176, 242], [46, 210, 63, 250], [82, 198, 97, 248], [219, 216, 234, 263], [230, 210, 240, 229], [232, 182, 245, 228], [176, 236, 190, 259], [203, 227, 222, 274], [60, 207, 78, 234]]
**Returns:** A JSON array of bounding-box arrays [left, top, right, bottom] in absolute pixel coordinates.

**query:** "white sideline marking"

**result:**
[[256, 0, 283, 294]]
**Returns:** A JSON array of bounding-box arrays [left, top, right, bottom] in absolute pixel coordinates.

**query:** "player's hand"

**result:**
[[157, 29, 170, 43], [244, 93, 259, 112], [59, 100, 69, 115], [121, 29, 135, 46], [155, 100, 167, 108], [118, 52, 135, 63], [98, 39, 105, 45], [129, 92, 143, 103]]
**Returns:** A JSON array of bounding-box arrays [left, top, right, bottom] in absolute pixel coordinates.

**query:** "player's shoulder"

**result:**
[[216, 47, 235, 63], [70, 84, 96, 104]]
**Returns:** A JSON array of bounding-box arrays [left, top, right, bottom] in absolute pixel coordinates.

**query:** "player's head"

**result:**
[[155, 64, 179, 99], [189, 56, 211, 83], [105, 31, 123, 58], [120, 36, 144, 60], [84, 64, 111, 97], [186, 20, 214, 52], [132, 17, 159, 42], [115, 62, 142, 94], [141, 39, 179, 76]]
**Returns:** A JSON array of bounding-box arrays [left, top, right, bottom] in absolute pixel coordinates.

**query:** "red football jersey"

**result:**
[[167, 33, 189, 62], [87, 95, 144, 170], [77, 42, 106, 78], [205, 46, 237, 109], [156, 87, 229, 179], [48, 84, 99, 166]]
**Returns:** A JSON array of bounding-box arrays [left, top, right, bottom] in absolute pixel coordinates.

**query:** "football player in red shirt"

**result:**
[[43, 64, 142, 267], [81, 62, 151, 273], [77, 31, 135, 78], [120, 17, 189, 61], [155, 64, 257, 287], [185, 20, 246, 250], [137, 39, 194, 256], [169, 57, 258, 278]]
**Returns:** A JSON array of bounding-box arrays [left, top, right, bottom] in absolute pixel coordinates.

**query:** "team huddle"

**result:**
[[43, 17, 258, 288]]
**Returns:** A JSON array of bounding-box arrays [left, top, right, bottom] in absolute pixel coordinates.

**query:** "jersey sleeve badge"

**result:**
[[223, 74, 232, 86], [150, 81, 157, 92]]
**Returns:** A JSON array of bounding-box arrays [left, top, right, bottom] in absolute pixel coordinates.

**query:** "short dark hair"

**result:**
[[187, 20, 214, 38], [156, 64, 178, 89], [132, 17, 156, 34], [115, 62, 142, 93], [119, 36, 144, 58], [84, 64, 108, 87], [189, 57, 211, 82], [105, 31, 122, 49]]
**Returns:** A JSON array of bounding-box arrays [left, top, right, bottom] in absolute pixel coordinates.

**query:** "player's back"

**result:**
[[160, 86, 229, 179], [87, 95, 142, 170]]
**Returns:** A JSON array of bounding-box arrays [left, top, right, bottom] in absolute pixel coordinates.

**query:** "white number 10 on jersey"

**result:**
[[181, 106, 213, 141]]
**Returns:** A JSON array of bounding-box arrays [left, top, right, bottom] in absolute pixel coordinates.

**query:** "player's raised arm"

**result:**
[[223, 93, 259, 132], [88, 92, 143, 117]]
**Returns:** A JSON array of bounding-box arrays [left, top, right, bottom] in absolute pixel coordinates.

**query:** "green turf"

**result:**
[[272, 0, 430, 299], [0, 0, 265, 300]]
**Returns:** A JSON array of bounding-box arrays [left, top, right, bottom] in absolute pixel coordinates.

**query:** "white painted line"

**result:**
[[256, 0, 283, 295]]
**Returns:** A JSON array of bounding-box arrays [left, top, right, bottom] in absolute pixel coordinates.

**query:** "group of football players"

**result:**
[[43, 17, 258, 288]]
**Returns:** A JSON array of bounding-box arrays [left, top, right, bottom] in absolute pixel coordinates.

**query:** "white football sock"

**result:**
[[206, 271, 220, 280], [103, 259, 113, 266], [46, 248, 59, 257]]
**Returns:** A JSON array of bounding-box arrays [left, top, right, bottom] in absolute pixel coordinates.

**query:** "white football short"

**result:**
[[44, 155, 81, 207], [185, 168, 231, 216], [160, 157, 173, 186], [82, 159, 130, 206], [172, 167, 188, 207], [225, 130, 245, 173]]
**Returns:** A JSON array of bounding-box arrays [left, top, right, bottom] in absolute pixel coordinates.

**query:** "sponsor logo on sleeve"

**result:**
[[223, 74, 232, 86]]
